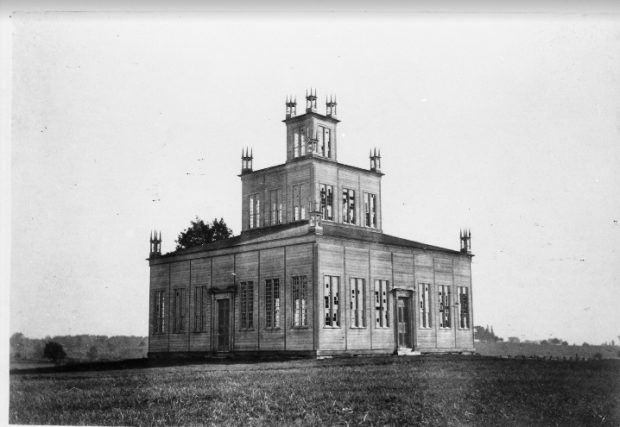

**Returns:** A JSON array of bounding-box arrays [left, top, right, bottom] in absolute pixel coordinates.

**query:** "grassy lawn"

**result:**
[[10, 356, 620, 426]]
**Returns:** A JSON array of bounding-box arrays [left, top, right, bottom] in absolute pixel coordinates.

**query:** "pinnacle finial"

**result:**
[[460, 228, 472, 253]]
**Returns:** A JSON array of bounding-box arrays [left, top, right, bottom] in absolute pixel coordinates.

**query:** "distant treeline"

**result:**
[[10, 333, 148, 362], [476, 341, 620, 360]]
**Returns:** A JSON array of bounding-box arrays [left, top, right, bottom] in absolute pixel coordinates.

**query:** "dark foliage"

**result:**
[[87, 345, 98, 361], [43, 342, 66, 364], [474, 325, 503, 342], [10, 333, 147, 363], [176, 217, 232, 250]]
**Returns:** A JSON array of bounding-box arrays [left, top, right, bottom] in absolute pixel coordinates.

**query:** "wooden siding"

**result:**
[[313, 162, 340, 223], [149, 264, 169, 352], [212, 255, 235, 290], [169, 262, 190, 352], [370, 249, 393, 350], [258, 247, 285, 350], [317, 244, 346, 350], [149, 237, 475, 356], [241, 167, 288, 231], [285, 115, 338, 162], [285, 244, 314, 350], [242, 149, 382, 232], [345, 247, 370, 350], [234, 251, 259, 351], [393, 252, 415, 291], [286, 164, 311, 223]]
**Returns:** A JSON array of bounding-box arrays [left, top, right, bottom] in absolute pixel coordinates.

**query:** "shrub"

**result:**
[[43, 342, 67, 364]]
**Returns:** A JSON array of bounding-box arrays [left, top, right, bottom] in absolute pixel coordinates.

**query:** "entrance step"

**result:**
[[397, 350, 421, 356]]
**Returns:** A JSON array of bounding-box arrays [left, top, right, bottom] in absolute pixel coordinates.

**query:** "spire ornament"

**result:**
[[460, 229, 472, 254]]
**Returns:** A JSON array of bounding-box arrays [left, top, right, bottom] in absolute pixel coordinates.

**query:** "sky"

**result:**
[[5, 6, 620, 345]]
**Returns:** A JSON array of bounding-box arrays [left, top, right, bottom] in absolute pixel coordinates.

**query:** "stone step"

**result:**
[[397, 350, 422, 356]]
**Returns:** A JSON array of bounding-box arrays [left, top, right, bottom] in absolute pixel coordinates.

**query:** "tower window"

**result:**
[[293, 127, 306, 158], [293, 184, 306, 221], [249, 193, 261, 229], [342, 188, 356, 224], [317, 126, 331, 158], [364, 193, 377, 228], [269, 189, 282, 226], [320, 184, 334, 221], [350, 278, 366, 328]]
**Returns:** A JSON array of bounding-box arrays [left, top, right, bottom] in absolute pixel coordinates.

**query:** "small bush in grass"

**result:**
[[42, 342, 66, 365]]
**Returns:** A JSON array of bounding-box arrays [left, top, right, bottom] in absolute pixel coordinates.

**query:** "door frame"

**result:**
[[391, 288, 415, 351], [211, 287, 236, 352]]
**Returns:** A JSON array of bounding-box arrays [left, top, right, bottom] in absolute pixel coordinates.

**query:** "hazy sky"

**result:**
[[7, 8, 620, 344]]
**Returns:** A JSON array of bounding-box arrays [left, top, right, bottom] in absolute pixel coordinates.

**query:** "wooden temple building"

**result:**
[[147, 90, 475, 358]]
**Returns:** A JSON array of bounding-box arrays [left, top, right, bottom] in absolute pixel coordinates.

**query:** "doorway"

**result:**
[[397, 297, 412, 349], [216, 298, 231, 352]]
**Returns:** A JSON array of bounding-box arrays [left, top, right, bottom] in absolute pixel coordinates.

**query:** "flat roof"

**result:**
[[241, 157, 383, 178], [154, 221, 466, 260]]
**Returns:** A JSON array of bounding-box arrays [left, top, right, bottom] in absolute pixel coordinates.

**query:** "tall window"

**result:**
[[240, 281, 254, 330], [172, 288, 186, 333], [293, 184, 306, 221], [293, 127, 306, 158], [194, 286, 207, 332], [269, 189, 282, 225], [292, 276, 308, 327], [342, 188, 356, 224], [324, 275, 340, 327], [350, 278, 366, 328], [249, 193, 261, 229], [438, 285, 451, 328], [419, 283, 431, 328], [265, 278, 280, 329], [458, 287, 470, 329], [317, 126, 331, 157], [374, 280, 389, 327], [320, 184, 334, 221], [153, 290, 165, 334], [364, 193, 377, 228]]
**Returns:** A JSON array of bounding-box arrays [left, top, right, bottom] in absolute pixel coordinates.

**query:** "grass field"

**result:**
[[10, 355, 620, 426]]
